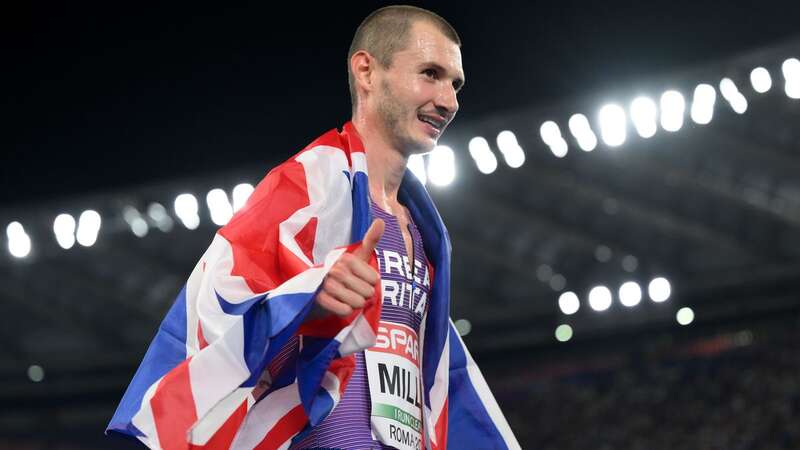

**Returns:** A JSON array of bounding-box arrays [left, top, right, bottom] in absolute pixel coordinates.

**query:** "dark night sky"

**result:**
[[3, 1, 799, 207]]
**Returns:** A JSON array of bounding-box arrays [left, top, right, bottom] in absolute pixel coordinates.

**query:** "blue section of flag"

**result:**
[[446, 323, 508, 450], [107, 285, 189, 436], [399, 169, 451, 409]]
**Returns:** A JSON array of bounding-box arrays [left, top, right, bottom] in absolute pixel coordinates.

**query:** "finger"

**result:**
[[353, 219, 385, 262], [323, 277, 366, 309], [336, 269, 376, 298], [346, 258, 380, 286], [317, 291, 354, 317]]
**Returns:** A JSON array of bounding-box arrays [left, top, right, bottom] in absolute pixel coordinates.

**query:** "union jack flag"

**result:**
[[107, 122, 520, 449]]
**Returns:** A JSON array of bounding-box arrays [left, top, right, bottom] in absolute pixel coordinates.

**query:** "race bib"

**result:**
[[364, 321, 424, 450]]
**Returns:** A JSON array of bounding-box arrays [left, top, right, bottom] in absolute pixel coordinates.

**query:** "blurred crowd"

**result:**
[[492, 322, 800, 450]]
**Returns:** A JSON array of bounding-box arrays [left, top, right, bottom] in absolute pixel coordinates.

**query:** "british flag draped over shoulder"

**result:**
[[107, 122, 520, 450]]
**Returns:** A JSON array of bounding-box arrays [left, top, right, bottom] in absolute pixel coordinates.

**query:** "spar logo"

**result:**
[[372, 321, 419, 367]]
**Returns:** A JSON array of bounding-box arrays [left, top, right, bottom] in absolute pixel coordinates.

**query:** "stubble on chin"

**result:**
[[378, 81, 434, 156]]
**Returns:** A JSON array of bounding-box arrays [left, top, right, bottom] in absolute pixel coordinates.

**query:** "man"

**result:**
[[108, 5, 519, 450]]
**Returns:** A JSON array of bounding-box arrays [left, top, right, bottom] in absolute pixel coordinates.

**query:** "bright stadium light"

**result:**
[[407, 154, 428, 184], [122, 206, 149, 238], [454, 318, 472, 336], [53, 213, 76, 249], [555, 324, 573, 342], [598, 104, 627, 146], [76, 210, 101, 247], [207, 188, 234, 226], [660, 90, 686, 132], [648, 277, 671, 303], [567, 113, 598, 152], [588, 285, 612, 312], [468, 137, 498, 174], [496, 130, 525, 168], [619, 281, 642, 307], [782, 58, 800, 99], [147, 202, 174, 232], [6, 221, 31, 258], [676, 307, 695, 326], [232, 183, 255, 212], [427, 145, 456, 186], [690, 84, 716, 125], [558, 291, 580, 315], [719, 78, 748, 114], [750, 67, 772, 93], [630, 96, 657, 139], [539, 121, 568, 157], [174, 193, 200, 230]]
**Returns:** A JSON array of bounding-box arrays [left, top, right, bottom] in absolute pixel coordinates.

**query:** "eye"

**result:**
[[422, 68, 438, 79]]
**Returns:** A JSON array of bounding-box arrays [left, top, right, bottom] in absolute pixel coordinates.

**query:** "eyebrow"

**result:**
[[423, 62, 465, 91]]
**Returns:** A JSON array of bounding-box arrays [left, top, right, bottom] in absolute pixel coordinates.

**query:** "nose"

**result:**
[[435, 83, 459, 117]]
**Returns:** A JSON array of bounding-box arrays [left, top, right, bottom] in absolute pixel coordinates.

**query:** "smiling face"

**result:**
[[369, 20, 465, 155]]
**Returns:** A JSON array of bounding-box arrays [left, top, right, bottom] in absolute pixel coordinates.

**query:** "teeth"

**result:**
[[419, 115, 442, 129]]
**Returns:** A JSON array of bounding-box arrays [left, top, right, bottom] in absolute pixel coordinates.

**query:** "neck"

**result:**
[[351, 114, 408, 211]]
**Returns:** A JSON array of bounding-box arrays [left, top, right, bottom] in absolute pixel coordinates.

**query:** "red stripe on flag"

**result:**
[[150, 360, 198, 450], [220, 159, 311, 293], [433, 398, 449, 450], [189, 400, 248, 449], [253, 404, 308, 450], [294, 217, 318, 264]]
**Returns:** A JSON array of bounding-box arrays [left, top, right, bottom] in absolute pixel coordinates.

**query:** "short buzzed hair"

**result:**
[[347, 5, 461, 113]]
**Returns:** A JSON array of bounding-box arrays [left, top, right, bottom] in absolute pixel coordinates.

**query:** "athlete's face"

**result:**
[[375, 21, 464, 155]]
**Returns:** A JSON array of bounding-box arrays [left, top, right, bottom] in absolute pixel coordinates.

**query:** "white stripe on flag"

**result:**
[[230, 383, 303, 450], [188, 387, 252, 445], [131, 376, 164, 450]]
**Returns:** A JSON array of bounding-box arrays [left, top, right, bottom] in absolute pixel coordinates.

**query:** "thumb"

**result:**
[[353, 219, 385, 262]]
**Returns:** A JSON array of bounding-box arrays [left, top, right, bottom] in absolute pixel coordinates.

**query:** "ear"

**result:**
[[350, 50, 376, 98]]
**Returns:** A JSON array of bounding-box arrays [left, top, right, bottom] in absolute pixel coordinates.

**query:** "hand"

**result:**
[[307, 219, 384, 320]]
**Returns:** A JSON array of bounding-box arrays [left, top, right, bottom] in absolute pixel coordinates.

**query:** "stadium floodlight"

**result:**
[[427, 145, 456, 186], [619, 281, 642, 307], [76, 210, 101, 247], [496, 130, 525, 168], [660, 90, 686, 132], [568, 113, 598, 152], [174, 193, 200, 230], [749, 67, 772, 93], [53, 213, 76, 249], [122, 206, 149, 238], [555, 324, 573, 342], [630, 96, 657, 139], [407, 154, 427, 184], [539, 121, 568, 157], [468, 137, 498, 174], [719, 78, 748, 114], [598, 104, 627, 146], [782, 58, 800, 99], [27, 365, 45, 382], [676, 307, 695, 325], [147, 202, 174, 232], [648, 277, 671, 302], [6, 221, 31, 258], [207, 188, 234, 226], [588, 285, 612, 311], [232, 183, 255, 212], [558, 291, 580, 315], [454, 318, 472, 336], [690, 84, 716, 125]]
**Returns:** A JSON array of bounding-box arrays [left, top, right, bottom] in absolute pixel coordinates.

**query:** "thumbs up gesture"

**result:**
[[307, 219, 384, 320]]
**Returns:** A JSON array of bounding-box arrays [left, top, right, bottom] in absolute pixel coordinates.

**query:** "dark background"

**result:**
[[4, 1, 799, 205]]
